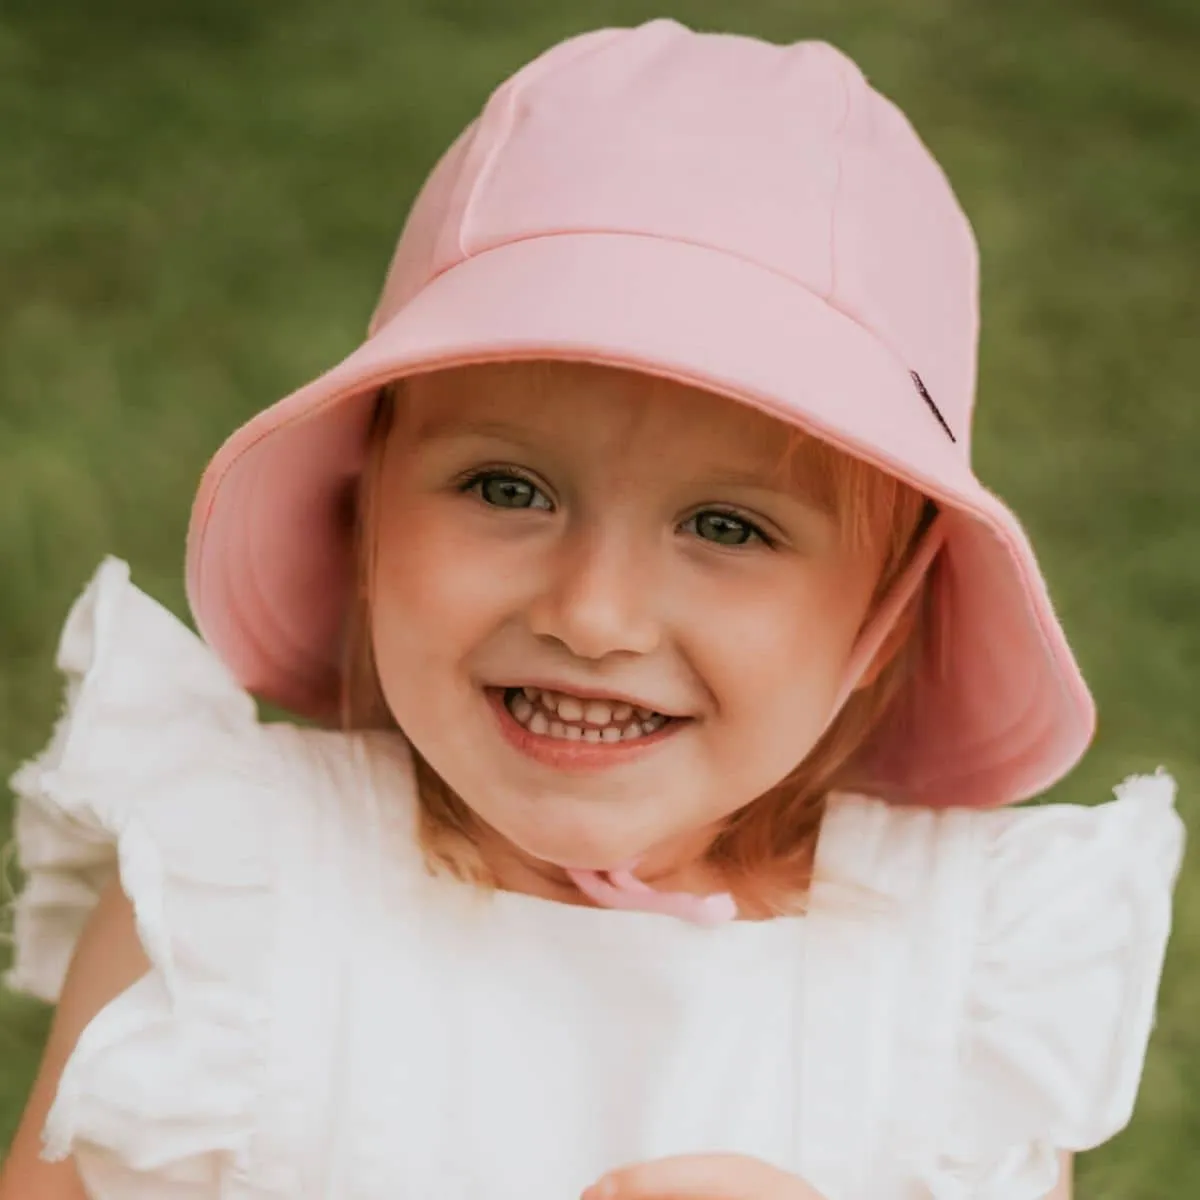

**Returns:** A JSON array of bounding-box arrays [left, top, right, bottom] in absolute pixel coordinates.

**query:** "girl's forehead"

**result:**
[[402, 362, 794, 466]]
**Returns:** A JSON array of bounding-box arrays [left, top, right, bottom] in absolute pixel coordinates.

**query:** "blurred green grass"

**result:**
[[1, 0, 1197, 1193]]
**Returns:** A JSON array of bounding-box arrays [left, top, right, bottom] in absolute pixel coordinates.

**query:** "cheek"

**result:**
[[687, 567, 873, 752], [369, 506, 503, 713]]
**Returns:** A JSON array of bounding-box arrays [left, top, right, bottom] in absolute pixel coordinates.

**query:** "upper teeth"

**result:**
[[510, 688, 668, 741]]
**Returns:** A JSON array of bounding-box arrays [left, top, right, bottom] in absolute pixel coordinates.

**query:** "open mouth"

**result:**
[[501, 686, 675, 744]]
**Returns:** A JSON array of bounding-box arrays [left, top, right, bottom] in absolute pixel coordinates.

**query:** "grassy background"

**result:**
[[1, 0, 1197, 1193]]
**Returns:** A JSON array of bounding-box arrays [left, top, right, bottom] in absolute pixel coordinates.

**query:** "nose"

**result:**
[[526, 526, 661, 661]]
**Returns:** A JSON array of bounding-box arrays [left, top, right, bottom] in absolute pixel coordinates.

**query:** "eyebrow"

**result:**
[[699, 465, 837, 516], [415, 420, 537, 444], [416, 422, 835, 515]]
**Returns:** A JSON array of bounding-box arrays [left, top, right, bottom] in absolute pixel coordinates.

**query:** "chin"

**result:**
[[487, 803, 647, 872]]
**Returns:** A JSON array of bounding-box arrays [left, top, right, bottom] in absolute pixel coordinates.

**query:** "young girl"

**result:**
[[0, 19, 1184, 1200]]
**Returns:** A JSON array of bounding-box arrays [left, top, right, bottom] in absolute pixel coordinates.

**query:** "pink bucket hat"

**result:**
[[186, 19, 1095, 808]]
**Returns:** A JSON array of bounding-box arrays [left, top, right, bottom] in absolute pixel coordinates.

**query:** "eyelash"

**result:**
[[456, 469, 774, 549], [457, 467, 552, 509], [682, 508, 773, 549]]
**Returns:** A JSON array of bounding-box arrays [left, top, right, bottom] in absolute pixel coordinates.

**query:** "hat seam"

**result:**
[[459, 28, 628, 257], [425, 227, 932, 396]]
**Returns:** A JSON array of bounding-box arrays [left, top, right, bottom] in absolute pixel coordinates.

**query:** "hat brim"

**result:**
[[187, 231, 1094, 806]]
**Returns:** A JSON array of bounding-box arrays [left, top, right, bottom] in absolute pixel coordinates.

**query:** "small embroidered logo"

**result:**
[[910, 371, 957, 444]]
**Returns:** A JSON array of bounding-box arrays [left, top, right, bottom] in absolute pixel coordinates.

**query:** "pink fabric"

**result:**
[[566, 866, 738, 927], [186, 19, 1094, 810]]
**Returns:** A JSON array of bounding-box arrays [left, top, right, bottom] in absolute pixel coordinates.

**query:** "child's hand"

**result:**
[[582, 1153, 828, 1199]]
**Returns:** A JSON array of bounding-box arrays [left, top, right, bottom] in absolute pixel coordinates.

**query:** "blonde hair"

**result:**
[[341, 362, 932, 916]]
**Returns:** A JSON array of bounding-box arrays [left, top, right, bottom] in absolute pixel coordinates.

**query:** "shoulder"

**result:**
[[3, 558, 417, 1193], [821, 778, 1183, 1195], [7, 558, 421, 995], [823, 774, 1183, 913]]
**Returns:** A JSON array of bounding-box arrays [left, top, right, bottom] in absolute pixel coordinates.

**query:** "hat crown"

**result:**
[[373, 19, 979, 446]]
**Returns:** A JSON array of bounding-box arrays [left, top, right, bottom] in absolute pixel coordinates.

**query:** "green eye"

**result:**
[[466, 472, 552, 510], [686, 510, 764, 546]]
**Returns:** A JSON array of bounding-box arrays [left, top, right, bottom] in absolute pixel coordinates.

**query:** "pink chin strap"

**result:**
[[564, 515, 947, 926], [565, 865, 739, 925]]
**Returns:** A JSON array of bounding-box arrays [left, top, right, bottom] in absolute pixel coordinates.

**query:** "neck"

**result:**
[[476, 822, 731, 908]]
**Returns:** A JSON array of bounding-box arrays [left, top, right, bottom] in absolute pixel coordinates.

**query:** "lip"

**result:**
[[485, 688, 685, 771], [493, 678, 686, 719]]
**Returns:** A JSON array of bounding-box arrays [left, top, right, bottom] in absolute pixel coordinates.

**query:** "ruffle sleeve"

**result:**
[[921, 772, 1185, 1199], [4, 557, 285, 1195]]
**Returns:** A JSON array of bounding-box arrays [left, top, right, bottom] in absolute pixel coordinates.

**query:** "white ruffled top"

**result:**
[[5, 558, 1185, 1200]]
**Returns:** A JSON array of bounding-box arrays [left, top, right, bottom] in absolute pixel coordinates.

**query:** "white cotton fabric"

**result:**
[[5, 558, 1185, 1200]]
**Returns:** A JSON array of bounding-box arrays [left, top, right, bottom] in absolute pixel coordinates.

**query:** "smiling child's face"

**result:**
[[371, 362, 890, 888]]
